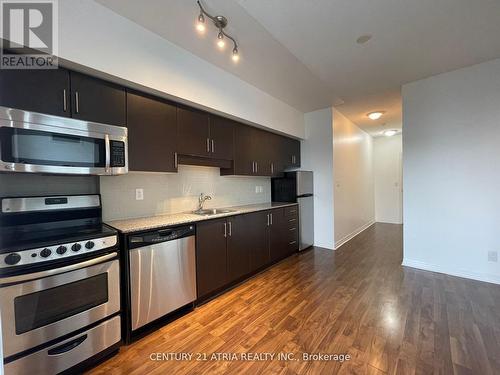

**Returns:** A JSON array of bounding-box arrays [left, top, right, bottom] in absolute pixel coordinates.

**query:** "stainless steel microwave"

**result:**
[[0, 106, 128, 175]]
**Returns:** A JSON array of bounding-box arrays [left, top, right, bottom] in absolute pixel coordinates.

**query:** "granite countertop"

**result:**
[[106, 202, 298, 233]]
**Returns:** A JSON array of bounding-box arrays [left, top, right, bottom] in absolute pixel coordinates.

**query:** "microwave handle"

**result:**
[[0, 252, 117, 285], [105, 134, 111, 173]]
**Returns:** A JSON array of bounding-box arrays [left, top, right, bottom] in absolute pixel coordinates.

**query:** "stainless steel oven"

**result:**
[[0, 106, 128, 175], [0, 253, 120, 359]]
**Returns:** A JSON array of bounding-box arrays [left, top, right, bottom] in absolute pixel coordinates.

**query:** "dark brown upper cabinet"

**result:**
[[0, 68, 71, 118], [177, 109, 234, 163], [284, 137, 301, 168], [70, 72, 126, 126], [222, 123, 255, 176], [222, 124, 299, 177], [269, 134, 286, 177], [177, 107, 210, 158], [126, 92, 177, 173], [209, 116, 234, 160]]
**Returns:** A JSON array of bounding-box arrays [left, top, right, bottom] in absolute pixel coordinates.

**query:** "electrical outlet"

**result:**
[[135, 188, 144, 201], [258, 186, 263, 193], [488, 251, 498, 262], [255, 186, 259, 193]]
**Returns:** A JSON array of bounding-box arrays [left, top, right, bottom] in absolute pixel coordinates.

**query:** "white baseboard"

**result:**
[[334, 220, 375, 250], [402, 258, 500, 285]]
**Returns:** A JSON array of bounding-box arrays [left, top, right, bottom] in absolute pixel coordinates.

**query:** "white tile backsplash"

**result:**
[[100, 165, 271, 221]]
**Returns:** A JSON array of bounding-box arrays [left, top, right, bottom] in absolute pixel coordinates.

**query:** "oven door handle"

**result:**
[[0, 252, 117, 285], [47, 334, 88, 356]]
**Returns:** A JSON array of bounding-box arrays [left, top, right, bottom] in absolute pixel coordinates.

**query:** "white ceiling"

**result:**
[[96, 0, 500, 136]]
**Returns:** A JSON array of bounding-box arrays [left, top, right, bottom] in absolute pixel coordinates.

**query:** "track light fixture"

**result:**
[[196, 1, 240, 63]]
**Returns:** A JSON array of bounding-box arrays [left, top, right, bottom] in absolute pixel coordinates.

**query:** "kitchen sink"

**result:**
[[192, 208, 236, 216]]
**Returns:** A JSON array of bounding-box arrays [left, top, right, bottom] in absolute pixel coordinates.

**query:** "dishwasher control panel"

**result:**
[[128, 225, 195, 249]]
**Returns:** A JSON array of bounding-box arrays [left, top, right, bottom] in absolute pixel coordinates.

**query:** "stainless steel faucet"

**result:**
[[198, 193, 212, 211]]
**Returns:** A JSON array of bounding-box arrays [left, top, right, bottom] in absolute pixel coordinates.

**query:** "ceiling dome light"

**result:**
[[356, 34, 372, 44], [232, 48, 239, 62], [383, 130, 398, 137], [367, 111, 385, 120]]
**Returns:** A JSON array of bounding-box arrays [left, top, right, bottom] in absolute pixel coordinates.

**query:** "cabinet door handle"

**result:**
[[63, 89, 67, 112], [224, 222, 227, 238], [271, 162, 274, 174], [289, 218, 296, 222], [270, 213, 273, 225], [267, 214, 270, 226], [206, 138, 210, 153], [252, 161, 255, 173], [228, 221, 232, 236], [75, 91, 80, 114], [174, 152, 178, 169], [211, 139, 215, 153], [289, 240, 297, 245], [289, 227, 296, 231], [255, 162, 258, 174]]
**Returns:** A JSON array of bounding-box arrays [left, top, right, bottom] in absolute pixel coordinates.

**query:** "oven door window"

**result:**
[[14, 274, 109, 334], [0, 128, 106, 167]]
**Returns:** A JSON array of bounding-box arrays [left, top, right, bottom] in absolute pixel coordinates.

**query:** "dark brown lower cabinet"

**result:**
[[227, 215, 251, 282], [196, 218, 228, 299], [196, 205, 298, 301], [249, 211, 271, 272], [269, 208, 290, 262]]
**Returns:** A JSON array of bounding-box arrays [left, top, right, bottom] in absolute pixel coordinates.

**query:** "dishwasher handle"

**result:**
[[128, 225, 195, 249]]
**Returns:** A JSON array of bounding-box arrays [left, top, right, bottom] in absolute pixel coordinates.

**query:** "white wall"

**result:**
[[374, 134, 403, 224], [57, 0, 304, 138], [403, 58, 500, 284], [100, 166, 271, 221], [333, 109, 375, 248], [301, 108, 335, 250]]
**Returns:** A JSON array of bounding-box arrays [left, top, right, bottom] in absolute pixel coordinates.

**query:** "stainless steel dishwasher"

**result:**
[[128, 225, 196, 331]]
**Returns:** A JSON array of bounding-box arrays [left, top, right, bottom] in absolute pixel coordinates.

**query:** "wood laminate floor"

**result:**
[[89, 223, 500, 375]]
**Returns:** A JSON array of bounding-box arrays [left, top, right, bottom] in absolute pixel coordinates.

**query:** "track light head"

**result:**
[[217, 31, 225, 49], [232, 47, 239, 62]]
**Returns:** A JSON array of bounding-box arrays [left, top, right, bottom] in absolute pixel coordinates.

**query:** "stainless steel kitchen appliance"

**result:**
[[0, 194, 121, 374], [272, 171, 314, 250], [0, 106, 128, 175], [123, 225, 196, 341]]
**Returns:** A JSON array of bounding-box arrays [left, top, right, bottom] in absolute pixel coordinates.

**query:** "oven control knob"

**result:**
[[71, 243, 82, 252], [85, 241, 95, 249], [56, 246, 67, 255], [40, 248, 52, 258], [5, 253, 21, 265]]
